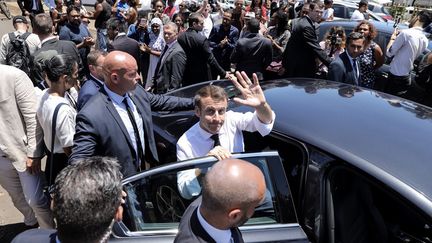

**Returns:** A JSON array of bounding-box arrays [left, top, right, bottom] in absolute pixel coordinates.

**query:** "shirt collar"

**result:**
[[115, 32, 127, 40], [346, 51, 357, 63], [89, 74, 104, 86], [197, 205, 232, 243], [40, 36, 58, 47], [197, 123, 225, 140], [104, 84, 128, 105], [166, 39, 177, 49]]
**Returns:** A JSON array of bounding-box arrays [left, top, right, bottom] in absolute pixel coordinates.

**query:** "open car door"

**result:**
[[110, 151, 309, 242]]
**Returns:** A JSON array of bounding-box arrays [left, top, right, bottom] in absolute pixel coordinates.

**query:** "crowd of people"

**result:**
[[1, 0, 432, 241]]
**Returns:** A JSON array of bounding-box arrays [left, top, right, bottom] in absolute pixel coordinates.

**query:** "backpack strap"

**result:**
[[20, 32, 31, 40], [48, 102, 67, 185], [8, 32, 15, 42]]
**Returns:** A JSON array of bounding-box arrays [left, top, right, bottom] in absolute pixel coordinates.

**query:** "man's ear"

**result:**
[[227, 208, 241, 221], [114, 204, 123, 222], [194, 106, 201, 117]]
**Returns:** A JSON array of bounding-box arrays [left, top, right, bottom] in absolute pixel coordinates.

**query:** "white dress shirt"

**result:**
[[176, 110, 275, 199], [386, 26, 428, 76], [104, 85, 144, 158], [350, 9, 365, 21], [197, 205, 232, 243], [346, 51, 359, 84], [177, 110, 275, 160]]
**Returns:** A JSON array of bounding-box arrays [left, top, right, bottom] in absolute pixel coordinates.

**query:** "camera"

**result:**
[[330, 33, 342, 46]]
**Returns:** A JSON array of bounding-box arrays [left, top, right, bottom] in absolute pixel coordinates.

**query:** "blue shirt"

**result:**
[[127, 24, 150, 44], [116, 1, 129, 20], [208, 24, 239, 52]]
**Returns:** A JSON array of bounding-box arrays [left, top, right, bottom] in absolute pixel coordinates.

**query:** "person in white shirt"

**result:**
[[176, 71, 275, 199], [0, 16, 40, 64], [385, 10, 432, 96], [37, 54, 78, 185], [350, 0, 368, 21], [198, 0, 213, 38], [321, 0, 334, 22]]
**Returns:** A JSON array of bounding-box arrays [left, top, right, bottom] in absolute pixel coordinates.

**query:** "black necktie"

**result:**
[[210, 134, 220, 147], [154, 44, 169, 78], [353, 58, 359, 82], [123, 97, 144, 170]]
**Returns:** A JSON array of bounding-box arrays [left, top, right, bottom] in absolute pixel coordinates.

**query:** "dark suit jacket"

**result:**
[[31, 38, 82, 85], [77, 75, 103, 111], [108, 34, 141, 71], [70, 85, 194, 177], [17, 0, 44, 15], [178, 28, 226, 86], [231, 32, 273, 78], [328, 52, 358, 85], [175, 197, 244, 243], [282, 16, 332, 78], [153, 41, 186, 94]]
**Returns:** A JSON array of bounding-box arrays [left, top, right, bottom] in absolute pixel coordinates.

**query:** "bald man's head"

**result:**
[[103, 51, 139, 96], [201, 159, 266, 226]]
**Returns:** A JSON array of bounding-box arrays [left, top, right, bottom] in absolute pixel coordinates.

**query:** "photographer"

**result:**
[[317, 26, 346, 78]]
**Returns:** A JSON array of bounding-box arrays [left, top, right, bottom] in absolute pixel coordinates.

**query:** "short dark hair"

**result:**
[[347, 31, 365, 44], [358, 0, 368, 8], [44, 54, 77, 83], [188, 12, 203, 27], [66, 5, 81, 15], [106, 17, 128, 32], [87, 49, 106, 67], [32, 13, 53, 35], [53, 157, 123, 243], [417, 10, 432, 28], [309, 2, 324, 11], [194, 85, 228, 108], [247, 18, 260, 33]]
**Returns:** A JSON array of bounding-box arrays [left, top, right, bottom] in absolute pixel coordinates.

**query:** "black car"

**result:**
[[110, 79, 432, 242]]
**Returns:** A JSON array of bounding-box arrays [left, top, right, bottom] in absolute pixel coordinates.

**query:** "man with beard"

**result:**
[[174, 158, 266, 243], [59, 5, 95, 77], [209, 11, 239, 73]]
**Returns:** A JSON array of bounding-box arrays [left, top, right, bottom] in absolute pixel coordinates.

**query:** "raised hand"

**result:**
[[228, 71, 266, 108]]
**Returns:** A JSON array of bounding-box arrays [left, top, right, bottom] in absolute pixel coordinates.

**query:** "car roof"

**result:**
[[319, 19, 399, 32], [173, 79, 432, 214], [259, 79, 432, 213]]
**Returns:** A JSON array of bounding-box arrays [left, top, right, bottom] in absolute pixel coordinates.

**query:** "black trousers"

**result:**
[[45, 152, 68, 186], [385, 73, 411, 96]]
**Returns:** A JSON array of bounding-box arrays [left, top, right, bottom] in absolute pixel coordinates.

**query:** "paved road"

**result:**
[[0, 2, 98, 229], [0, 3, 27, 228]]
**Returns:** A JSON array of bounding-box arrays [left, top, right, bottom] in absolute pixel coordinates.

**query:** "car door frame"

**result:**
[[111, 152, 309, 242]]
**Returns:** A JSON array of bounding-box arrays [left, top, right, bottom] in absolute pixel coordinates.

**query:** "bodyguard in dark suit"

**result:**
[[106, 18, 141, 73], [328, 32, 365, 85], [231, 18, 272, 79], [31, 13, 83, 87], [282, 2, 332, 78], [77, 50, 106, 111], [70, 51, 193, 177], [175, 159, 266, 243], [153, 22, 186, 94], [178, 13, 228, 87], [17, 0, 44, 19]]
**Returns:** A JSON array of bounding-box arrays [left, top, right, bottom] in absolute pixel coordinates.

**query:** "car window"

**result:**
[[121, 153, 294, 233], [333, 5, 346, 19], [326, 166, 432, 242]]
